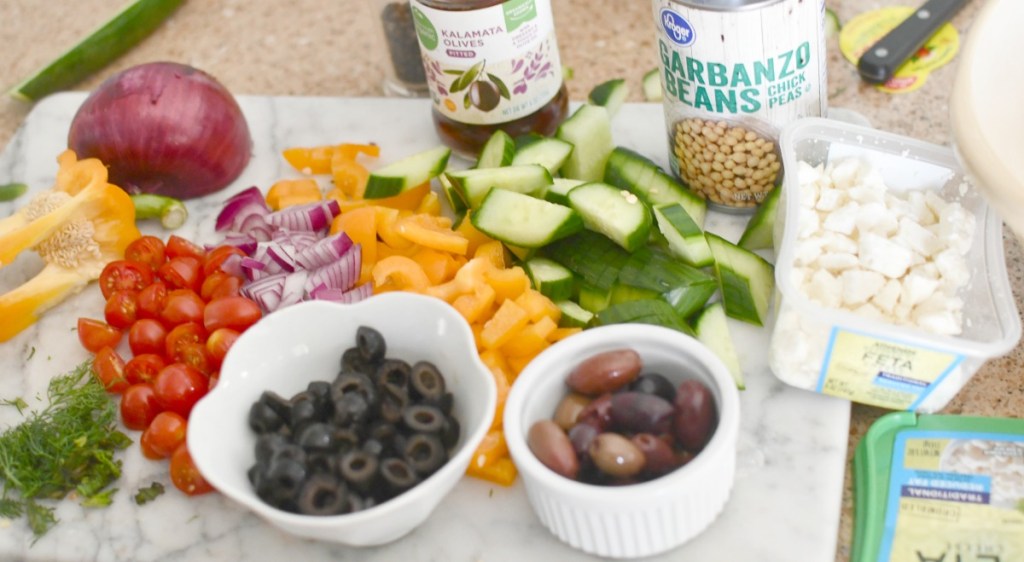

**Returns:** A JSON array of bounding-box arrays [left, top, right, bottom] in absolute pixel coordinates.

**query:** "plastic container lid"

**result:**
[[853, 412, 1024, 562]]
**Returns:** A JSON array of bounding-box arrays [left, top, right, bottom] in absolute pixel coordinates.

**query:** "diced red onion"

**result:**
[[265, 244, 297, 273], [309, 282, 371, 304], [303, 244, 361, 293], [219, 253, 244, 278], [216, 187, 269, 232], [242, 273, 286, 312], [219, 233, 258, 255], [272, 229, 319, 250], [266, 200, 341, 232], [294, 232, 354, 270], [279, 270, 309, 308]]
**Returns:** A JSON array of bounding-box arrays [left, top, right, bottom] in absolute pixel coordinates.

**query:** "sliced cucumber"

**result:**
[[737, 184, 781, 251], [610, 283, 660, 304], [588, 78, 629, 118], [596, 299, 694, 336], [544, 178, 585, 206], [556, 104, 614, 182], [557, 300, 594, 328], [543, 230, 630, 291], [439, 173, 468, 219], [445, 164, 552, 208], [618, 246, 717, 320], [705, 232, 774, 326], [695, 302, 745, 390], [578, 282, 612, 313], [9, 0, 184, 102], [653, 203, 714, 267], [642, 68, 663, 102], [567, 182, 652, 253], [364, 146, 451, 199], [524, 257, 575, 301], [476, 130, 516, 169], [506, 244, 536, 262], [471, 188, 582, 248], [511, 137, 574, 176], [604, 146, 707, 226]]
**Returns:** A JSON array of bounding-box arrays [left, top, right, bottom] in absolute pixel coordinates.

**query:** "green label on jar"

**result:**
[[412, 6, 439, 50]]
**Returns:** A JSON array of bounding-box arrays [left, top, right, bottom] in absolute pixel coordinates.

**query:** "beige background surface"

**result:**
[[0, 1, 1018, 561]]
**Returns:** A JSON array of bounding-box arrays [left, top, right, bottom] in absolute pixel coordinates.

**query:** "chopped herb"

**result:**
[[1, 397, 29, 414], [27, 347, 35, 360], [134, 482, 165, 505], [0, 362, 131, 539]]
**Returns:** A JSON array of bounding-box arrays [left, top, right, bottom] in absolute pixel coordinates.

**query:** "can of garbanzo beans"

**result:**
[[653, 0, 827, 212]]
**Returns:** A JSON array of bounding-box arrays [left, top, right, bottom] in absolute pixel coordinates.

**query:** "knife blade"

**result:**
[[857, 0, 970, 84]]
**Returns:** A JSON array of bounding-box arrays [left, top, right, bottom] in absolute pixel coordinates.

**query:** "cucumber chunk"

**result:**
[[705, 232, 774, 326], [439, 173, 468, 219], [737, 185, 781, 251], [578, 282, 612, 313], [642, 68, 663, 102], [476, 130, 516, 169], [543, 230, 630, 292], [445, 164, 553, 208], [364, 146, 451, 199], [567, 182, 652, 253], [695, 302, 745, 390], [596, 299, 694, 335], [556, 104, 614, 182], [544, 178, 586, 206], [556, 300, 594, 328], [471, 188, 583, 248], [587, 78, 629, 118], [524, 257, 575, 301], [511, 137, 574, 175], [604, 146, 707, 226], [653, 203, 714, 267], [618, 246, 717, 319]]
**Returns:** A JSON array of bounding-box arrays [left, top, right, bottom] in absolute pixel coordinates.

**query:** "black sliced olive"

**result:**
[[333, 392, 370, 427], [255, 433, 290, 464], [419, 391, 454, 416], [375, 359, 411, 389], [339, 450, 380, 494], [306, 380, 333, 411], [356, 326, 387, 363], [306, 452, 338, 476], [340, 346, 371, 375], [629, 372, 676, 402], [261, 457, 307, 508], [378, 386, 409, 425], [439, 415, 461, 449], [380, 457, 420, 495], [331, 372, 378, 408], [403, 433, 447, 475], [367, 421, 397, 444], [362, 438, 385, 457], [297, 422, 335, 453], [259, 390, 292, 424], [247, 464, 263, 487], [402, 404, 444, 434], [410, 361, 446, 402], [289, 392, 321, 430], [248, 401, 285, 434], [296, 473, 349, 516], [269, 442, 307, 466], [331, 427, 361, 456]]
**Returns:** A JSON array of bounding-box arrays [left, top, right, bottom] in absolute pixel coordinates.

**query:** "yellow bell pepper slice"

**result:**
[[371, 255, 431, 293], [265, 178, 322, 210]]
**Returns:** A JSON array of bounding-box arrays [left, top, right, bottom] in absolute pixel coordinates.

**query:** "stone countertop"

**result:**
[[0, 1, 1018, 561]]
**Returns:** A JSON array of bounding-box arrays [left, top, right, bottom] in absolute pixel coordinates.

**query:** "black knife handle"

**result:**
[[857, 0, 969, 84]]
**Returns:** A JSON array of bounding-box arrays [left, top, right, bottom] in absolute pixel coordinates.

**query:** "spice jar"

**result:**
[[377, 0, 429, 97], [409, 0, 569, 158]]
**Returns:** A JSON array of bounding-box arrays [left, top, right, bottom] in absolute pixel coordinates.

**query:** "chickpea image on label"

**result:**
[[672, 118, 781, 208]]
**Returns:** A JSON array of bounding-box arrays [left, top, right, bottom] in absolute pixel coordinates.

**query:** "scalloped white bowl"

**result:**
[[188, 292, 496, 546], [504, 324, 740, 559]]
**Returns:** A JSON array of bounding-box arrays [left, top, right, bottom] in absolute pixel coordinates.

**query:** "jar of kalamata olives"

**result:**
[[409, 0, 570, 158]]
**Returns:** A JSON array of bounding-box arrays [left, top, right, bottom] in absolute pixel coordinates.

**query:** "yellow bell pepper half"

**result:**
[[0, 150, 140, 342]]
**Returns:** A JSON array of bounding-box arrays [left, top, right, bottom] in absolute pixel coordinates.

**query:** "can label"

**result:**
[[653, 0, 828, 210], [411, 0, 562, 126]]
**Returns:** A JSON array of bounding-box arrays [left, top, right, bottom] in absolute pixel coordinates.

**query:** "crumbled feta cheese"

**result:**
[[872, 279, 902, 313], [818, 252, 859, 272], [807, 268, 842, 309], [840, 269, 886, 306], [815, 188, 844, 212], [858, 232, 914, 279], [822, 201, 859, 235], [897, 217, 943, 257], [855, 201, 898, 236]]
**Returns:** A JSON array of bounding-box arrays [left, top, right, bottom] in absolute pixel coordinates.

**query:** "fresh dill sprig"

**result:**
[[134, 482, 165, 505], [0, 361, 131, 538]]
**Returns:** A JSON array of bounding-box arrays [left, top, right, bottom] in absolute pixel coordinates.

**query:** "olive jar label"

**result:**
[[411, 0, 563, 126]]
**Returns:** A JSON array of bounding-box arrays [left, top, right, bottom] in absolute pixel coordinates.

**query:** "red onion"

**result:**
[[68, 61, 252, 200]]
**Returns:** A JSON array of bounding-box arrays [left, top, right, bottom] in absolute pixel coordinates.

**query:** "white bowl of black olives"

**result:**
[[188, 292, 497, 546], [504, 324, 740, 559]]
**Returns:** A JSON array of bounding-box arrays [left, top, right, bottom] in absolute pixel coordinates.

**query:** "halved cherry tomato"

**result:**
[[203, 296, 262, 333], [136, 281, 168, 320], [169, 442, 214, 495], [165, 322, 207, 363], [129, 319, 169, 357], [141, 411, 188, 459], [99, 260, 154, 299], [200, 272, 242, 301], [205, 328, 240, 366], [159, 256, 203, 292], [124, 235, 167, 271], [154, 363, 208, 418], [120, 383, 162, 430], [104, 290, 138, 329], [203, 245, 245, 277], [177, 342, 214, 376], [124, 353, 167, 385], [165, 235, 205, 261], [161, 289, 206, 326], [92, 347, 129, 393], [77, 318, 122, 354]]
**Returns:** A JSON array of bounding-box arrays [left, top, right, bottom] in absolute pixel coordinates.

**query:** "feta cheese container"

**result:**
[[768, 117, 1021, 412]]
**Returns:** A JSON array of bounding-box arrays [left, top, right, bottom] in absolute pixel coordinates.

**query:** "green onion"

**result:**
[[131, 193, 188, 229]]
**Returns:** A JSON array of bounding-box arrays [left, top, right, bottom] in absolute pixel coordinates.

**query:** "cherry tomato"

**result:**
[[124, 353, 167, 385], [169, 442, 214, 496], [140, 411, 187, 460], [203, 296, 262, 333], [159, 256, 203, 292], [136, 281, 168, 320], [124, 235, 167, 271], [98, 260, 153, 299], [200, 272, 242, 301], [120, 383, 162, 430], [207, 372, 220, 390], [165, 235, 205, 261], [128, 319, 169, 357], [203, 245, 245, 277], [161, 289, 206, 326], [77, 318, 122, 354], [177, 342, 214, 376], [92, 347, 129, 393], [104, 290, 139, 329], [165, 322, 207, 362], [154, 363, 208, 418], [205, 328, 240, 366]]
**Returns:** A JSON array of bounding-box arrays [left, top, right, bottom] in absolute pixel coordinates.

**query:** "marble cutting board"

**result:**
[[0, 94, 850, 562]]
